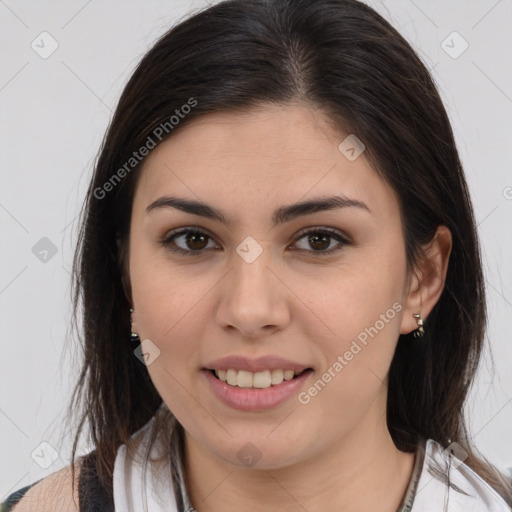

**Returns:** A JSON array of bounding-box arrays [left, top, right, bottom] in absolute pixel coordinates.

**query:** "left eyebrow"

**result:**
[[146, 194, 372, 227]]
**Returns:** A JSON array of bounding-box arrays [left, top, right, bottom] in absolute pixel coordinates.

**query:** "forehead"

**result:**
[[134, 104, 400, 223]]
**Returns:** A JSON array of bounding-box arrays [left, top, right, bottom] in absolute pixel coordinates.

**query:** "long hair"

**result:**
[[65, 0, 512, 504]]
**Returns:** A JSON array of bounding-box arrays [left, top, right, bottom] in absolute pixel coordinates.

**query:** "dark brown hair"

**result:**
[[65, 0, 512, 505]]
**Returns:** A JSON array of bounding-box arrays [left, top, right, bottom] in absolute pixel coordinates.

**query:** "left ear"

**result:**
[[399, 225, 453, 335]]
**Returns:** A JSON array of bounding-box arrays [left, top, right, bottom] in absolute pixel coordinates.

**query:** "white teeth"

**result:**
[[226, 369, 237, 386], [237, 370, 253, 388], [213, 368, 306, 388], [283, 370, 295, 381], [270, 369, 283, 385], [253, 370, 271, 388]]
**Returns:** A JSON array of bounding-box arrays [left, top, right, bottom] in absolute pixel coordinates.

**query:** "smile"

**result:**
[[203, 368, 314, 411], [212, 368, 308, 388]]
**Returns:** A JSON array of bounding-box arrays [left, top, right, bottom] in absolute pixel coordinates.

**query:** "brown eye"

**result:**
[[182, 232, 209, 251], [292, 228, 349, 254], [160, 229, 218, 256], [305, 233, 331, 251], [160, 227, 350, 257]]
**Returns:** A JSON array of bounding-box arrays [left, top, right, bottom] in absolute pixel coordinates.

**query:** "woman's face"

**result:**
[[128, 103, 418, 469]]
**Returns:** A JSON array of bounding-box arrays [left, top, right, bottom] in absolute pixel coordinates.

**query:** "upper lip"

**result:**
[[204, 355, 312, 373]]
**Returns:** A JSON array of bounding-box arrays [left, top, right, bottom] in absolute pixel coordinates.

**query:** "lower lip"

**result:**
[[202, 369, 313, 411]]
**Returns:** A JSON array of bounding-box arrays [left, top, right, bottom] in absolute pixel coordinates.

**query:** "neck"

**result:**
[[183, 402, 416, 512]]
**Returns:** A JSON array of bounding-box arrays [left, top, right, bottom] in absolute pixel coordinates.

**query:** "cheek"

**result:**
[[295, 278, 403, 435], [294, 246, 406, 385], [130, 240, 201, 335], [128, 243, 226, 393], [296, 260, 404, 342], [128, 246, 210, 423]]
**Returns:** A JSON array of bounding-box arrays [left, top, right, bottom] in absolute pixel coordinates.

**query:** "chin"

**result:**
[[201, 435, 307, 471]]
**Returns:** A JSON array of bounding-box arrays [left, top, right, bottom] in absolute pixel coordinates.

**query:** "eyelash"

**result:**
[[159, 227, 350, 257]]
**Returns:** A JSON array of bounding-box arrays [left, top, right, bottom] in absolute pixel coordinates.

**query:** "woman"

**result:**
[[3, 0, 511, 510]]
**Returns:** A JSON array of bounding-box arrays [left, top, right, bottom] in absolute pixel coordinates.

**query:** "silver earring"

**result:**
[[412, 313, 424, 338], [130, 308, 139, 341]]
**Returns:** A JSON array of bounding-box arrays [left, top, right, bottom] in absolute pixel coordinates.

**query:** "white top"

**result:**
[[113, 404, 511, 511]]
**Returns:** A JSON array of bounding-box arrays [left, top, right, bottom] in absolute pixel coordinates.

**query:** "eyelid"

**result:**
[[290, 226, 350, 254], [160, 225, 218, 244], [294, 225, 350, 241]]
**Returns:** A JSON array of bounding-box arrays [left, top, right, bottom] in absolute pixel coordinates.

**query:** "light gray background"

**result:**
[[1, 0, 511, 499]]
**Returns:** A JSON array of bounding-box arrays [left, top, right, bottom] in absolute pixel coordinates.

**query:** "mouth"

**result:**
[[203, 366, 314, 411], [208, 368, 313, 389]]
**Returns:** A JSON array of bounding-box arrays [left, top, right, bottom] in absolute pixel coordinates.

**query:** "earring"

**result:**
[[130, 308, 139, 341], [412, 313, 424, 338]]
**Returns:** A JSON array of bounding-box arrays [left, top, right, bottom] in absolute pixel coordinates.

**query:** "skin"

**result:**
[[126, 103, 452, 512]]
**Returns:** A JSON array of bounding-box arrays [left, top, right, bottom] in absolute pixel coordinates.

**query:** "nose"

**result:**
[[215, 246, 291, 339]]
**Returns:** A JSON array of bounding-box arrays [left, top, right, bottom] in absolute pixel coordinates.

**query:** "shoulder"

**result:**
[[415, 439, 512, 511], [5, 462, 81, 512]]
